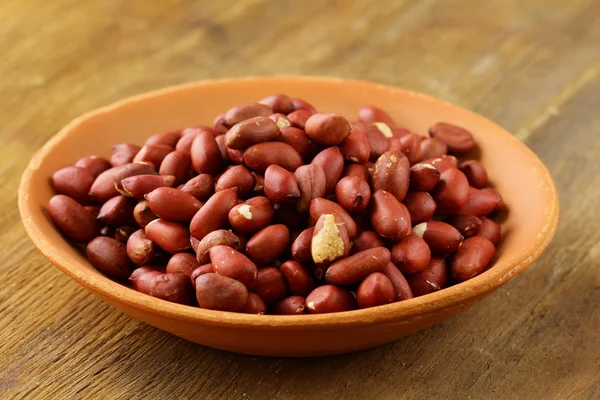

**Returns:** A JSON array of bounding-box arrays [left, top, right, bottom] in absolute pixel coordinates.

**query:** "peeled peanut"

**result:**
[[382, 262, 413, 301], [364, 123, 390, 160], [224, 103, 273, 126], [352, 230, 385, 254], [278, 127, 314, 159], [145, 187, 202, 222], [429, 122, 476, 154], [309, 198, 358, 238], [52, 166, 95, 204], [264, 164, 300, 204], [432, 168, 470, 215], [86, 236, 131, 279], [145, 130, 182, 148], [145, 219, 191, 254], [111, 143, 140, 167], [126, 229, 159, 266], [259, 94, 295, 114], [190, 188, 238, 241], [419, 138, 448, 160], [166, 253, 199, 277], [226, 116, 280, 150], [133, 144, 173, 169], [311, 147, 344, 193], [407, 257, 448, 296], [215, 165, 255, 197], [403, 192, 437, 224], [119, 174, 176, 198], [478, 218, 501, 245], [228, 196, 274, 234], [48, 195, 99, 243], [311, 214, 350, 265], [195, 229, 241, 264], [191, 130, 222, 175], [287, 110, 311, 129], [196, 273, 248, 312], [180, 174, 214, 201], [412, 221, 463, 254], [325, 247, 391, 285], [459, 160, 487, 189], [243, 142, 303, 173], [241, 292, 267, 314], [391, 235, 431, 275], [370, 190, 412, 241], [291, 227, 314, 263], [149, 273, 194, 305], [89, 162, 156, 203], [75, 155, 112, 179], [457, 187, 498, 217], [357, 272, 395, 309], [358, 105, 395, 126], [306, 285, 356, 314], [97, 195, 137, 227], [279, 261, 315, 296], [133, 200, 158, 228], [409, 163, 440, 192], [451, 236, 496, 282], [304, 113, 351, 146], [335, 176, 371, 212], [273, 296, 306, 315], [372, 151, 410, 202], [159, 151, 192, 185], [246, 224, 290, 265], [253, 267, 288, 305], [339, 124, 371, 164], [448, 214, 482, 238]]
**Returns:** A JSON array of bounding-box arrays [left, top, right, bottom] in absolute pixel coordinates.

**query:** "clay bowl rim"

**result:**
[[18, 76, 559, 330]]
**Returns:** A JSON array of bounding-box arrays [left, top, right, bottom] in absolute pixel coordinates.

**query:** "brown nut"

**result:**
[[407, 257, 448, 297], [145, 219, 191, 254], [432, 168, 470, 215], [228, 196, 274, 234], [100, 226, 115, 237], [412, 221, 463, 254], [291, 227, 314, 263], [403, 192, 437, 224], [226, 116, 281, 150], [294, 164, 327, 212], [111, 143, 140, 167], [133, 144, 173, 169], [97, 195, 137, 227], [291, 98, 317, 114], [451, 236, 496, 282], [190, 188, 238, 240], [311, 214, 350, 265], [241, 292, 267, 314], [409, 163, 441, 192], [149, 273, 194, 305], [176, 126, 214, 154], [279, 261, 315, 296], [325, 247, 390, 285], [343, 163, 370, 183], [364, 123, 390, 160], [224, 102, 273, 126], [391, 235, 431, 275], [259, 94, 295, 114], [243, 142, 303, 173], [145, 187, 202, 222], [352, 230, 385, 254], [382, 262, 414, 301], [287, 109, 312, 129], [457, 187, 498, 217], [213, 115, 228, 134], [89, 162, 156, 203], [145, 130, 183, 148], [133, 200, 158, 228], [425, 155, 458, 173], [269, 113, 291, 128], [370, 190, 412, 241], [398, 132, 422, 165], [335, 176, 371, 212], [119, 174, 176, 198], [180, 174, 214, 201], [273, 295, 306, 315], [429, 122, 476, 154], [447, 214, 482, 238], [84, 205, 101, 219], [306, 285, 356, 314], [52, 166, 95, 204], [215, 134, 234, 163], [310, 147, 344, 194], [339, 124, 371, 164], [358, 105, 395, 126], [166, 253, 200, 277], [357, 272, 395, 309], [48, 195, 100, 243], [126, 229, 160, 266], [159, 151, 192, 185], [129, 267, 164, 292], [114, 225, 136, 243], [309, 197, 358, 238], [482, 188, 505, 212], [304, 113, 352, 146], [86, 236, 131, 280], [419, 138, 448, 160], [210, 245, 258, 290], [478, 218, 501, 245], [253, 267, 288, 305], [274, 203, 308, 232], [278, 127, 314, 159], [252, 173, 264, 194], [372, 151, 410, 202], [195, 229, 241, 264], [75, 155, 112, 178], [190, 264, 215, 288], [459, 160, 488, 189], [196, 273, 248, 312], [246, 224, 290, 265], [215, 165, 255, 197], [264, 164, 300, 204], [191, 130, 223, 175]]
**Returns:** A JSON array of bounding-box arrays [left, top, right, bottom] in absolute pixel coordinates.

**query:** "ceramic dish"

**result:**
[[19, 77, 558, 356]]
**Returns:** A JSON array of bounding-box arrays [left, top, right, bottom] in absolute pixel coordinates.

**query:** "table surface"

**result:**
[[2, 0, 599, 399]]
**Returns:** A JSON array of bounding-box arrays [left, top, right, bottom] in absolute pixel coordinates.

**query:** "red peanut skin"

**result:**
[[451, 236, 496, 282], [357, 272, 395, 309], [253, 267, 288, 305], [370, 190, 412, 241], [190, 188, 238, 241], [126, 229, 159, 266], [259, 94, 295, 114], [145, 219, 191, 254], [48, 195, 99, 243], [291, 227, 314, 263], [145, 130, 182, 148], [309, 198, 358, 238], [295, 164, 327, 212], [432, 168, 470, 215], [75, 155, 112, 179], [111, 143, 141, 167], [358, 105, 395, 126], [478, 218, 501, 245], [149, 273, 194, 305], [482, 187, 505, 212], [398, 132, 422, 165], [335, 176, 371, 212], [457, 187, 498, 217], [306, 285, 356, 314], [86, 236, 131, 280], [372, 151, 410, 202], [228, 196, 275, 234], [391, 235, 431, 275], [419, 138, 448, 160], [447, 214, 482, 238], [176, 127, 208, 154], [382, 262, 414, 301], [407, 257, 449, 297], [225, 116, 280, 149], [279, 127, 314, 159], [352, 230, 385, 254], [159, 151, 192, 185], [246, 225, 290, 265], [339, 124, 371, 164], [97, 195, 137, 227], [241, 292, 267, 314], [291, 98, 317, 114], [215, 165, 256, 197], [429, 122, 476, 154], [166, 253, 200, 277], [133, 144, 173, 169], [133, 200, 158, 228], [264, 164, 301, 204], [413, 221, 464, 254], [311, 147, 344, 194], [210, 245, 258, 290], [180, 174, 214, 201], [195, 229, 241, 264], [459, 160, 488, 189], [224, 103, 273, 126], [191, 130, 222, 175], [129, 267, 164, 291], [325, 247, 391, 285], [51, 166, 95, 204], [273, 295, 307, 315], [243, 142, 303, 173], [343, 163, 370, 183], [304, 113, 352, 146], [279, 261, 315, 296], [89, 163, 156, 203], [425, 155, 458, 173], [195, 273, 249, 312], [213, 115, 229, 134], [403, 192, 437, 224], [365, 123, 390, 160], [145, 187, 202, 222], [287, 110, 311, 130], [190, 264, 214, 288], [409, 163, 440, 192], [120, 174, 176, 199]]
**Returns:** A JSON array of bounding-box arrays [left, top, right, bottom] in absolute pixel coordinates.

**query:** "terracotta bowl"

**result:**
[[19, 77, 558, 357]]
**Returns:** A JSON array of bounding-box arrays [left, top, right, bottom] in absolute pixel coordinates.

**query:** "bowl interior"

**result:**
[[19, 76, 558, 327]]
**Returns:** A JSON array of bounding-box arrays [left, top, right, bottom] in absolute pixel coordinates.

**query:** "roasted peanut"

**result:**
[[129, 267, 164, 291], [425, 155, 458, 173], [51, 166, 95, 204], [196, 273, 248, 312], [311, 147, 344, 194], [215, 165, 256, 197], [335, 176, 371, 212], [419, 138, 448, 160], [447, 214, 482, 238], [145, 130, 183, 148], [278, 127, 314, 159], [145, 219, 191, 254], [145, 187, 202, 221], [358, 105, 395, 125], [75, 155, 112, 178], [478, 218, 501, 245], [382, 262, 413, 301], [48, 195, 100, 243], [295, 164, 327, 212], [364, 123, 390, 160], [97, 195, 137, 227], [412, 221, 463, 254], [291, 227, 314, 263], [259, 94, 295, 114], [210, 245, 258, 290], [279, 261, 315, 296], [159, 151, 192, 185], [269, 113, 291, 128], [409, 163, 440, 192], [241, 292, 267, 314], [228, 196, 274, 234], [119, 174, 176, 198], [180, 174, 214, 201], [343, 163, 370, 183], [352, 230, 385, 254], [190, 187, 238, 240], [398, 132, 422, 165], [305, 113, 351, 146], [111, 143, 140, 167], [305, 285, 356, 314], [457, 187, 498, 217], [370, 190, 412, 241], [407, 257, 448, 297], [325, 247, 391, 285], [287, 109, 311, 129], [191, 130, 222, 175], [213, 114, 229, 134], [89, 162, 156, 203], [133, 200, 158, 228], [253, 267, 288, 305], [126, 229, 160, 266], [451, 236, 496, 282], [195, 229, 241, 264], [224, 103, 272, 126], [372, 151, 410, 202], [264, 164, 301, 204], [311, 213, 350, 265], [273, 296, 306, 315], [86, 236, 131, 279], [429, 122, 476, 154], [432, 168, 470, 215], [391, 235, 431, 275], [482, 187, 504, 212], [133, 144, 173, 169], [357, 272, 395, 309], [226, 116, 280, 149], [166, 253, 200, 277], [176, 126, 214, 154], [114, 225, 136, 243], [190, 264, 214, 288], [291, 98, 317, 114], [246, 224, 290, 265], [243, 142, 303, 173], [459, 160, 487, 189], [403, 192, 437, 224], [309, 198, 358, 238], [339, 124, 371, 164], [149, 273, 194, 305]]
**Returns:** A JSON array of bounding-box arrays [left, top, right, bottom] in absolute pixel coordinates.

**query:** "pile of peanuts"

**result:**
[[48, 94, 504, 315]]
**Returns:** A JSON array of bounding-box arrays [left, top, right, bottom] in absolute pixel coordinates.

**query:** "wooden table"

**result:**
[[2, 0, 599, 398]]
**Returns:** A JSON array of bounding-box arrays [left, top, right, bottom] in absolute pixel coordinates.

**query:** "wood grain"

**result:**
[[1, 0, 599, 399]]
